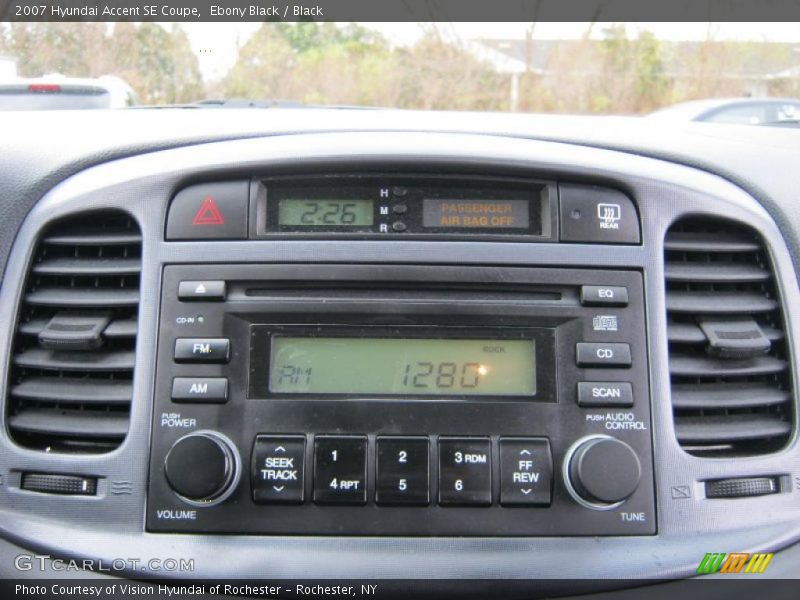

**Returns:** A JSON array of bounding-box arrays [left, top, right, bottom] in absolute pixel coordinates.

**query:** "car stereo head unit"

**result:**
[[148, 264, 654, 537]]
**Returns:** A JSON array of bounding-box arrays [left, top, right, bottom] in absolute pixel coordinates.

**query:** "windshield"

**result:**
[[1, 21, 798, 119]]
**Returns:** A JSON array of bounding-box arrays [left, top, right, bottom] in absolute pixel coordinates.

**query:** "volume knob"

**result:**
[[564, 435, 641, 510], [164, 431, 240, 506]]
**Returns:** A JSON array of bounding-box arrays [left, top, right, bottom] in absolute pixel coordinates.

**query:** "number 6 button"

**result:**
[[376, 437, 430, 506], [438, 437, 492, 506]]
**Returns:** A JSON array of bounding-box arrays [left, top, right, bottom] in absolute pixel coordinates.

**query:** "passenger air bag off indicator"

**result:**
[[166, 181, 249, 240], [422, 199, 530, 229]]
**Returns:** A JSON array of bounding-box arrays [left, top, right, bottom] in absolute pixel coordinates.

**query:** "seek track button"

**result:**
[[252, 436, 305, 504]]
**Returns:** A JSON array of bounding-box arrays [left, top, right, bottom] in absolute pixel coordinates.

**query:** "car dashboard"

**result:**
[[0, 110, 798, 594]]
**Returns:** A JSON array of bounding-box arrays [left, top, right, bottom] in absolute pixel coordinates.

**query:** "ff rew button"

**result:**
[[560, 184, 640, 244], [252, 436, 305, 504], [577, 382, 634, 408], [166, 181, 249, 240], [171, 377, 228, 403], [313, 436, 367, 505], [576, 342, 632, 368], [174, 338, 230, 363], [499, 438, 552, 506]]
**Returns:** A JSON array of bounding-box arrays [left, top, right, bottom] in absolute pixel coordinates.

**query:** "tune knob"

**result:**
[[564, 435, 641, 510], [164, 431, 240, 506]]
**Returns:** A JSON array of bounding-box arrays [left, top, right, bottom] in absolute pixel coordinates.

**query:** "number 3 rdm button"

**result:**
[[438, 437, 492, 506], [313, 436, 367, 505]]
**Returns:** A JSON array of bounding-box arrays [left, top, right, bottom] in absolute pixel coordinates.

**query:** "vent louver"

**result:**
[[6, 211, 141, 453], [665, 218, 794, 457]]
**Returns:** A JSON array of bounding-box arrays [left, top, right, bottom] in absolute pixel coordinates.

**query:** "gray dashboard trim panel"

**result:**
[[0, 132, 798, 580]]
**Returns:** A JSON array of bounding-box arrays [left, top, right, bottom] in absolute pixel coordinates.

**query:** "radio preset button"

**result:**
[[178, 280, 226, 301], [580, 285, 629, 307], [252, 436, 305, 504], [577, 382, 634, 407], [171, 377, 228, 403], [376, 437, 429, 506], [576, 342, 632, 368], [313, 436, 367, 505], [174, 338, 230, 363], [499, 438, 552, 506], [438, 438, 492, 506]]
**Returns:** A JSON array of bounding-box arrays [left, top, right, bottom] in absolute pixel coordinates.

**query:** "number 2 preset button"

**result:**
[[438, 437, 492, 506], [376, 437, 429, 506], [313, 436, 367, 505]]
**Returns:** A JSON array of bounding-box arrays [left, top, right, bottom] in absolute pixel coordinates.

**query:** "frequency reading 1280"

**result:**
[[268, 337, 536, 396]]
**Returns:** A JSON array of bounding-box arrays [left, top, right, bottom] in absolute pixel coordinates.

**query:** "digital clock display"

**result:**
[[268, 337, 536, 396], [278, 199, 374, 226]]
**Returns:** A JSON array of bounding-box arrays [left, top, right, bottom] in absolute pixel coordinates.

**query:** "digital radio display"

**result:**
[[422, 199, 529, 229], [268, 337, 536, 396], [278, 199, 374, 226]]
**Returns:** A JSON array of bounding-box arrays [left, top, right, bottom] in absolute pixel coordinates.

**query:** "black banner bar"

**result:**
[[3, 0, 800, 22]]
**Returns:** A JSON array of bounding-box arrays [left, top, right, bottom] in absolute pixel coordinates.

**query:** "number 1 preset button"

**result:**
[[376, 437, 430, 506], [438, 437, 492, 506], [313, 435, 368, 505]]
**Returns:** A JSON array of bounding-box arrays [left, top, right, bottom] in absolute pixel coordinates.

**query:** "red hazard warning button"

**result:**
[[166, 181, 249, 240]]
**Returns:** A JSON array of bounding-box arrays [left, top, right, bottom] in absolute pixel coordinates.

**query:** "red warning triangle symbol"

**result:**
[[191, 196, 225, 226]]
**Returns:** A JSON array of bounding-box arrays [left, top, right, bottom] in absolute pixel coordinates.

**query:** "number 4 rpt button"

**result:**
[[313, 436, 367, 505]]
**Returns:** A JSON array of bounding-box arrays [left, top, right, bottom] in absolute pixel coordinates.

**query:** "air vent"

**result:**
[[5, 211, 141, 453], [665, 218, 794, 457]]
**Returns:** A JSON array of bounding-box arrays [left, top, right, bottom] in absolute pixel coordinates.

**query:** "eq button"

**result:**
[[580, 285, 629, 307], [438, 438, 492, 506], [313, 436, 367, 505], [576, 343, 632, 368], [376, 437, 429, 505]]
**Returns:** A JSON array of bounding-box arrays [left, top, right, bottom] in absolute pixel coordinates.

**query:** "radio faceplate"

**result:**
[[147, 264, 654, 535]]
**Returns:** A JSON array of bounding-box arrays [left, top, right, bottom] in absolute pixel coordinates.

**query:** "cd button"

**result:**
[[313, 436, 367, 505], [438, 438, 492, 506], [376, 437, 429, 506], [499, 438, 552, 506], [576, 342, 632, 367], [252, 436, 305, 504]]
